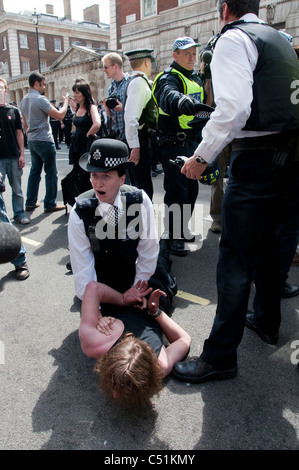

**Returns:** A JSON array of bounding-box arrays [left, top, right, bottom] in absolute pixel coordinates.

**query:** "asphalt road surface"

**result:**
[[0, 142, 298, 452]]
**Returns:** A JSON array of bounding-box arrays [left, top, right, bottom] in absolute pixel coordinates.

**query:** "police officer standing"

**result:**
[[152, 37, 211, 256], [124, 49, 156, 201], [173, 0, 299, 383]]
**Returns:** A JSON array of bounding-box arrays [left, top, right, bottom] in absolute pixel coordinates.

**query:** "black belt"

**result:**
[[159, 131, 199, 144], [232, 133, 282, 151]]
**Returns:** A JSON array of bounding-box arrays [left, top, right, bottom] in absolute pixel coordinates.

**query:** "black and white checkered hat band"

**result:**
[[88, 155, 128, 167], [129, 52, 150, 60], [104, 157, 128, 167]]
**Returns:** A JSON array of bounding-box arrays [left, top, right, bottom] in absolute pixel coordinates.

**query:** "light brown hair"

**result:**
[[94, 333, 164, 408]]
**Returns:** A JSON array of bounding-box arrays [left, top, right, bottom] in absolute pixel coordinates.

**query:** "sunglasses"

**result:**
[[103, 64, 114, 70]]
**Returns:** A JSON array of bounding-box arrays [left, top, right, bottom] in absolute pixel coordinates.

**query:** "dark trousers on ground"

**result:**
[[201, 147, 299, 369]]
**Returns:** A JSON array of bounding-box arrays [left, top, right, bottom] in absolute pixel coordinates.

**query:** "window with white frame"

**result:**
[[39, 36, 46, 50], [180, 0, 196, 4], [22, 60, 30, 73], [3, 36, 7, 51], [142, 0, 157, 18], [40, 61, 47, 70], [54, 38, 62, 52], [19, 34, 28, 48]]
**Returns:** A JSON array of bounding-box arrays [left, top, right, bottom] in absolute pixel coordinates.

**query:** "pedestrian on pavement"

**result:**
[[49, 100, 62, 150], [0, 172, 29, 280], [173, 0, 299, 383], [20, 72, 69, 213], [80, 279, 191, 408], [0, 78, 29, 225], [69, 78, 101, 168]]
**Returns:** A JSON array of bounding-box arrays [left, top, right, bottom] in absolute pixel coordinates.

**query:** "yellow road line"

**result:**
[[176, 290, 210, 306], [21, 237, 41, 247]]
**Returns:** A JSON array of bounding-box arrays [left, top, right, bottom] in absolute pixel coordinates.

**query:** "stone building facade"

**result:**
[[0, 1, 110, 105], [110, 0, 299, 77], [2, 1, 299, 106]]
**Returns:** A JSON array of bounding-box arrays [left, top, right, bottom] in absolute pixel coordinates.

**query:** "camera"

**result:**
[[106, 93, 120, 110]]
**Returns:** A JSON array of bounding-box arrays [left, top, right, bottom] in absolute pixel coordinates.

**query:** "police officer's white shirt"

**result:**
[[68, 188, 159, 300], [124, 71, 152, 149], [195, 14, 277, 163]]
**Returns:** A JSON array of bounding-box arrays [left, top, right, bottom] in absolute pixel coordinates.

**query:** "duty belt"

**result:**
[[158, 131, 200, 146], [231, 133, 282, 151]]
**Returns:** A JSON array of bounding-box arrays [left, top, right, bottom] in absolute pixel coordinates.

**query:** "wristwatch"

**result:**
[[148, 308, 162, 319], [195, 155, 207, 165]]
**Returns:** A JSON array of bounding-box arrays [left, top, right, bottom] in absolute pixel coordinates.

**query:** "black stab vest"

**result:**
[[75, 189, 143, 293], [220, 21, 299, 131]]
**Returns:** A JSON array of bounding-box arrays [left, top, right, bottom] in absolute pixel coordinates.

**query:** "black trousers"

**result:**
[[129, 127, 153, 200], [159, 139, 199, 238], [201, 146, 299, 368]]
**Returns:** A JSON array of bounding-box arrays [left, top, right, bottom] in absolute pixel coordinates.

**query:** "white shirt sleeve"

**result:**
[[68, 206, 97, 301], [124, 73, 151, 149], [194, 22, 259, 163], [134, 190, 159, 284]]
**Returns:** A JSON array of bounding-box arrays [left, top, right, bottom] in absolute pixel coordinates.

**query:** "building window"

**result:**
[[54, 38, 62, 52], [40, 61, 47, 70], [3, 36, 7, 51], [39, 36, 46, 50], [19, 34, 28, 48], [142, 0, 157, 18], [86, 42, 92, 49], [180, 0, 196, 4], [22, 60, 30, 73]]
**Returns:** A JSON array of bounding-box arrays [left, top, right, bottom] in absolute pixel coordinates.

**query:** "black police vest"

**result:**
[[221, 21, 299, 131], [75, 189, 143, 293]]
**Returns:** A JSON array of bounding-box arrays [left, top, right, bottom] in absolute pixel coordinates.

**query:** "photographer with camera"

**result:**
[[102, 53, 130, 142]]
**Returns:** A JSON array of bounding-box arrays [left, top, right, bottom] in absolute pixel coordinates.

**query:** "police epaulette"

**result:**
[[76, 198, 98, 211], [121, 190, 143, 205]]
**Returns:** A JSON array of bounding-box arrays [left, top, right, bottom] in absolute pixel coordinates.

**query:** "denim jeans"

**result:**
[[26, 141, 58, 209], [0, 193, 26, 267], [0, 158, 25, 219]]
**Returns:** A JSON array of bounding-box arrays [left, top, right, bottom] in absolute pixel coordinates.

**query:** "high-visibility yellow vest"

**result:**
[[152, 68, 204, 130]]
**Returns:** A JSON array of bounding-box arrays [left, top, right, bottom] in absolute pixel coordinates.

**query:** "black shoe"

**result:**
[[280, 282, 299, 298], [245, 311, 278, 345], [152, 166, 163, 174], [172, 358, 238, 384], [171, 239, 188, 257], [14, 262, 30, 281], [25, 202, 40, 211], [66, 261, 72, 272]]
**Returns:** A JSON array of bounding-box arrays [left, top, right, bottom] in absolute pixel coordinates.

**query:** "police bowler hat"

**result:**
[[125, 48, 155, 63], [79, 139, 133, 173]]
